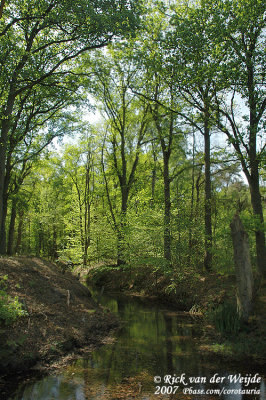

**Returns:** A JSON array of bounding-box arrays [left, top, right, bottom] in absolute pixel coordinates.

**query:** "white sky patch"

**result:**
[[49, 95, 103, 152]]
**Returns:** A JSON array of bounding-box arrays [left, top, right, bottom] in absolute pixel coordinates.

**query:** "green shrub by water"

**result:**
[[0, 275, 28, 326], [207, 301, 241, 335]]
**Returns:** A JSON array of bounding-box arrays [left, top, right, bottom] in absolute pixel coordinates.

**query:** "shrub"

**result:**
[[0, 275, 28, 326]]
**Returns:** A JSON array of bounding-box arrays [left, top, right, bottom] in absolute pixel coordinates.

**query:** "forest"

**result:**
[[0, 0, 265, 397], [0, 0, 265, 274]]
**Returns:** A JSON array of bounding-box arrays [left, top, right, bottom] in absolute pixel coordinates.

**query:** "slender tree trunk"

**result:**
[[37, 225, 41, 257], [151, 155, 157, 203], [117, 229, 125, 266], [83, 214, 90, 266], [117, 186, 128, 266], [163, 152, 171, 263], [79, 202, 84, 258], [15, 210, 24, 254], [203, 110, 212, 271], [83, 247, 88, 266], [7, 197, 17, 255], [195, 172, 202, 219], [84, 155, 92, 266], [73, 182, 85, 261], [51, 226, 58, 259], [83, 208, 90, 266], [27, 216, 31, 253], [188, 131, 195, 264]]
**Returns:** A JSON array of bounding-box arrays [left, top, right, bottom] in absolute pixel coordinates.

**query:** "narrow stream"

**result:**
[[8, 291, 265, 400]]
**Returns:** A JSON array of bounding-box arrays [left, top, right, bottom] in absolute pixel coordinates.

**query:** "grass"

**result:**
[[203, 331, 266, 363]]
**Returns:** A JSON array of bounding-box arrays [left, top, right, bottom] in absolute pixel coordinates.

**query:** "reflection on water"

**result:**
[[8, 292, 265, 400]]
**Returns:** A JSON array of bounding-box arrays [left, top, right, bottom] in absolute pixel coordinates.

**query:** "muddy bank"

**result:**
[[0, 257, 118, 385]]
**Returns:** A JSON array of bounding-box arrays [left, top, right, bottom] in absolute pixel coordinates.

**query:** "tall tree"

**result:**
[[61, 135, 96, 266], [0, 0, 142, 253], [91, 49, 149, 264], [209, 0, 266, 275], [148, 78, 185, 264], [0, 81, 83, 252], [155, 1, 225, 270], [129, 0, 224, 270]]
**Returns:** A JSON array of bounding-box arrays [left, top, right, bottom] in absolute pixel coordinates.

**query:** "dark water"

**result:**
[[7, 291, 266, 400]]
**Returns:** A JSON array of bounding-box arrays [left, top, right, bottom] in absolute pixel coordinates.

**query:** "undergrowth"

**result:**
[[0, 275, 28, 326], [206, 301, 241, 335]]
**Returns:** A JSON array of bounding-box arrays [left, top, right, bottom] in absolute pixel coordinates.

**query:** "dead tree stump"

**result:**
[[230, 213, 253, 322]]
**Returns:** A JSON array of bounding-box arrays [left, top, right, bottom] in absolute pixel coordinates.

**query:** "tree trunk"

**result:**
[[0, 125, 8, 253], [0, 166, 11, 254], [7, 197, 17, 255], [249, 174, 266, 276], [117, 186, 128, 266], [163, 152, 171, 263], [0, 197, 7, 254], [203, 111, 212, 271], [188, 131, 195, 264], [15, 210, 24, 254], [83, 219, 90, 266], [84, 229, 91, 266], [248, 49, 266, 276], [230, 213, 253, 322], [51, 226, 58, 259], [247, 94, 266, 276], [151, 145, 157, 205], [0, 90, 16, 254], [84, 159, 92, 266], [0, 0, 6, 19], [151, 162, 156, 203], [117, 229, 125, 266]]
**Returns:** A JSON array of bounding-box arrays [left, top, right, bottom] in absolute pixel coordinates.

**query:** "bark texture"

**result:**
[[230, 213, 253, 322], [7, 197, 17, 255], [203, 109, 212, 271]]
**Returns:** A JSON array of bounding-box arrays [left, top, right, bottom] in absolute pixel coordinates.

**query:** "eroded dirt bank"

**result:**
[[0, 256, 118, 387]]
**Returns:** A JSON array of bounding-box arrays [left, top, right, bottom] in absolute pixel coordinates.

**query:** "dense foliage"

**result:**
[[0, 0, 265, 278]]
